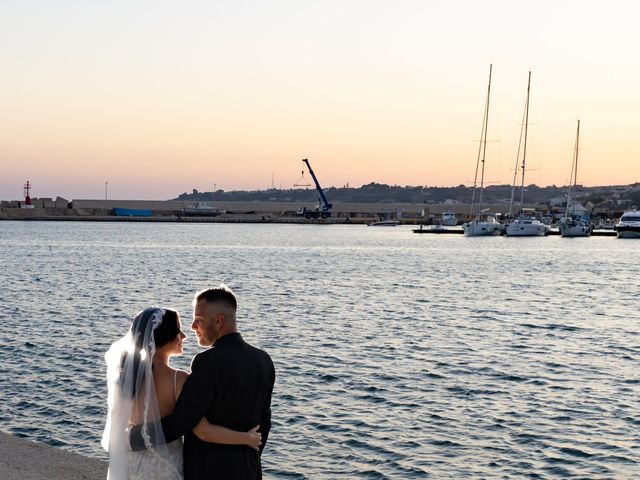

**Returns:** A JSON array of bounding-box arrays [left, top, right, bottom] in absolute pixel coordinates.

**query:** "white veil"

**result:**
[[102, 307, 181, 480]]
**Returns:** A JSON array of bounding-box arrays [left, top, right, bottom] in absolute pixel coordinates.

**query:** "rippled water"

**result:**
[[0, 221, 638, 478]]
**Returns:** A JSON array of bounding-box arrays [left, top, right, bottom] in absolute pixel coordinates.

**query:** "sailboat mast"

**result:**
[[565, 119, 580, 219], [469, 64, 493, 218], [519, 71, 531, 209], [508, 71, 531, 218], [477, 64, 492, 211], [574, 119, 580, 187]]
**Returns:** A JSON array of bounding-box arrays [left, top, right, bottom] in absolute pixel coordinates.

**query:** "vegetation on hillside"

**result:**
[[176, 182, 640, 210]]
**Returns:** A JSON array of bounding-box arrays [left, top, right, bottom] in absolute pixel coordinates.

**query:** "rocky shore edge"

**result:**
[[0, 432, 107, 480]]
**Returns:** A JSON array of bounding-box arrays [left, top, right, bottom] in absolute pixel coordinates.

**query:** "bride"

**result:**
[[102, 307, 261, 480]]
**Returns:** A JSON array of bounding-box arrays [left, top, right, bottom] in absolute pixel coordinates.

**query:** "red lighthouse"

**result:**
[[23, 181, 33, 207]]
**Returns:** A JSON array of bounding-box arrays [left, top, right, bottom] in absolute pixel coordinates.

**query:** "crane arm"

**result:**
[[302, 159, 332, 211]]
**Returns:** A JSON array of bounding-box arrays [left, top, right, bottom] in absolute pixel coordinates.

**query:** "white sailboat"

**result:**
[[505, 71, 549, 237], [463, 64, 503, 237], [559, 120, 590, 237]]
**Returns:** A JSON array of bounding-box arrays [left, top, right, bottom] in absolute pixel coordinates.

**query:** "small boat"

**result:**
[[181, 202, 225, 217], [368, 220, 400, 226], [615, 211, 640, 238], [441, 211, 458, 226]]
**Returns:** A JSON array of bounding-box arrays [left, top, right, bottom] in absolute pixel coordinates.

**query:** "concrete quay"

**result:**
[[0, 432, 107, 480], [0, 198, 516, 223]]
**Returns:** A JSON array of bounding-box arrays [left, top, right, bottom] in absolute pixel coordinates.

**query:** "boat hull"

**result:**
[[368, 220, 399, 226], [560, 225, 590, 237], [463, 221, 503, 237], [505, 221, 548, 237], [615, 227, 640, 238]]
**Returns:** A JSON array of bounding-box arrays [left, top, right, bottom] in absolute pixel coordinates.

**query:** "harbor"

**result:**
[[3, 173, 636, 237], [2, 221, 637, 478]]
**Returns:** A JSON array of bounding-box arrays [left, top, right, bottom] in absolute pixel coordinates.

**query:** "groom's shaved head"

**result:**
[[194, 284, 237, 311], [191, 284, 238, 346]]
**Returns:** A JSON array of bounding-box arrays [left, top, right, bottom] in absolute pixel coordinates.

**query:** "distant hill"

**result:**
[[175, 182, 640, 210]]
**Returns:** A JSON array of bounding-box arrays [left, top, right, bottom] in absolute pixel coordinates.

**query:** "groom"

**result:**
[[132, 284, 275, 479]]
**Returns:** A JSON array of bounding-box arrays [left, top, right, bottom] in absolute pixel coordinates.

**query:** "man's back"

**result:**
[[183, 332, 275, 479]]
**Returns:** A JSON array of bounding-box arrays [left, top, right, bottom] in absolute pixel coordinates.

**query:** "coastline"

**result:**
[[0, 432, 107, 480]]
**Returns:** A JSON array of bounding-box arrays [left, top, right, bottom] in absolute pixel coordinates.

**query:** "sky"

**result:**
[[1, 0, 639, 200]]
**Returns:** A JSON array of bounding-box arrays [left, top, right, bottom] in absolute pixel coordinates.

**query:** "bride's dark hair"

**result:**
[[153, 309, 180, 348], [120, 307, 180, 397]]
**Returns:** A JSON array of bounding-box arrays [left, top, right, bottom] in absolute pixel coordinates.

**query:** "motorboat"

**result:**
[[441, 211, 458, 226], [615, 211, 640, 238], [368, 220, 400, 226], [181, 202, 225, 216]]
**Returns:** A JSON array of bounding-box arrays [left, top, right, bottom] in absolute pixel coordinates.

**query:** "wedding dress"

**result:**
[[127, 438, 183, 480], [102, 307, 183, 480]]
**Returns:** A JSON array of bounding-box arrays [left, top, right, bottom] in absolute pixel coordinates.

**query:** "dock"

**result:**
[[413, 226, 617, 237]]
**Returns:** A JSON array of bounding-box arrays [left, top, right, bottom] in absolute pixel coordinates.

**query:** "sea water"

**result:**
[[0, 221, 638, 478]]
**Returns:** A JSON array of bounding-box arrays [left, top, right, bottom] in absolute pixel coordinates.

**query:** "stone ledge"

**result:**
[[0, 432, 107, 480]]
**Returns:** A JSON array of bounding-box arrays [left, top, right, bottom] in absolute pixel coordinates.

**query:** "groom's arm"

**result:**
[[130, 352, 215, 450]]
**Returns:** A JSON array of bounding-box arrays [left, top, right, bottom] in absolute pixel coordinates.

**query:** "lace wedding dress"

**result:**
[[128, 438, 183, 480]]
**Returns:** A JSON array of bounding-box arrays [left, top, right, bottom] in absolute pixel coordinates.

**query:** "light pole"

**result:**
[[105, 181, 108, 200]]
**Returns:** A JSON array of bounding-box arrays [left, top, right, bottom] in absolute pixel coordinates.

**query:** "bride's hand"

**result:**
[[246, 425, 262, 451]]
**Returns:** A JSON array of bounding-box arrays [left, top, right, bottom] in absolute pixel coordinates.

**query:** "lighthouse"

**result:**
[[21, 181, 35, 209]]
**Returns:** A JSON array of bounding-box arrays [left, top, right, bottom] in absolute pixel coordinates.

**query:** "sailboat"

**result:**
[[559, 120, 590, 237], [505, 71, 549, 237], [463, 64, 503, 237]]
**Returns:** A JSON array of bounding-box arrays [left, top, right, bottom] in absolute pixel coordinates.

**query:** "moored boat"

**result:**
[[181, 202, 225, 216], [463, 65, 502, 237], [505, 71, 549, 237], [615, 211, 640, 238], [368, 220, 399, 226], [464, 213, 503, 236], [441, 211, 458, 226], [559, 217, 591, 237], [505, 217, 548, 236], [560, 120, 590, 238]]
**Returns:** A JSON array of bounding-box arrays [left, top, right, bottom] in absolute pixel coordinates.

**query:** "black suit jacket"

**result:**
[[157, 333, 274, 480]]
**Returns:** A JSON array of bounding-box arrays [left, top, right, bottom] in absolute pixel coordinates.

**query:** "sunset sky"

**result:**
[[1, 1, 638, 200]]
